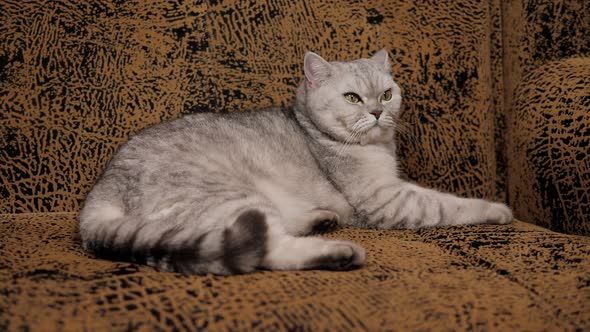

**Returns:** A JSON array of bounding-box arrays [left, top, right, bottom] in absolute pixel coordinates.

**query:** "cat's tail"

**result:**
[[79, 205, 268, 275]]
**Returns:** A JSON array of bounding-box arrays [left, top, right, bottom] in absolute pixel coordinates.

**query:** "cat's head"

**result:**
[[297, 49, 402, 145]]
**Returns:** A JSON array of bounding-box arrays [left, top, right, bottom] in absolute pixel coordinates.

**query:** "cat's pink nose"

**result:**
[[370, 110, 383, 119]]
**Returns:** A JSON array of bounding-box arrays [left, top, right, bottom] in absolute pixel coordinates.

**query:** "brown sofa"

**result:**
[[1, 0, 589, 330]]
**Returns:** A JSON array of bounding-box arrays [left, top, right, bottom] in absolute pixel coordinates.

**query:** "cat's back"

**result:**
[[108, 107, 314, 178]]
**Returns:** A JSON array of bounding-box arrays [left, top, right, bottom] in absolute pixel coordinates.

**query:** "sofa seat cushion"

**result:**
[[1, 214, 589, 331]]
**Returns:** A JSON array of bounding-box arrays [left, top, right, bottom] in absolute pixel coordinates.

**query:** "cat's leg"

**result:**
[[248, 208, 365, 271], [267, 206, 341, 236], [358, 181, 513, 229], [216, 209, 365, 272], [261, 225, 366, 271], [300, 209, 341, 235], [82, 203, 365, 274], [255, 178, 352, 236]]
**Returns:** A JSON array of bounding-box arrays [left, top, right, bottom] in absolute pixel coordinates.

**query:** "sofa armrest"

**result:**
[[508, 56, 590, 236]]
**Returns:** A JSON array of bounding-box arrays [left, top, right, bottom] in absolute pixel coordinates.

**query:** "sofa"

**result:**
[[1, 0, 589, 330]]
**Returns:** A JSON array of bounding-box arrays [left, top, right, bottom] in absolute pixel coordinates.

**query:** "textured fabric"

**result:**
[[502, 0, 590, 108], [490, 0, 508, 202], [509, 58, 590, 236], [502, 0, 590, 235], [2, 1, 590, 330], [0, 0, 504, 214], [1, 213, 589, 331]]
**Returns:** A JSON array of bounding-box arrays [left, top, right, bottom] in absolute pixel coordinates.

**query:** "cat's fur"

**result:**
[[79, 50, 512, 275]]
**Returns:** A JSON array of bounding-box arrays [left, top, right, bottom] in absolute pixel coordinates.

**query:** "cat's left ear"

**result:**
[[370, 48, 390, 68]]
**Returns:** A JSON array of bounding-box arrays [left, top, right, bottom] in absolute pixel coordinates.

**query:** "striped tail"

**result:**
[[81, 209, 268, 275]]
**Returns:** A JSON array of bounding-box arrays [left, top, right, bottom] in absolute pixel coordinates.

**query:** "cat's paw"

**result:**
[[482, 202, 513, 225], [306, 241, 366, 271], [308, 210, 340, 235]]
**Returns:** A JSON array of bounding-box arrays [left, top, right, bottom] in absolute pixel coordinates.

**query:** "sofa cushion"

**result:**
[[508, 57, 590, 236], [1, 214, 589, 331], [499, 0, 590, 207]]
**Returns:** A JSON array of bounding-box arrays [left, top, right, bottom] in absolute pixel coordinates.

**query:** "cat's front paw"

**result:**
[[482, 202, 513, 225]]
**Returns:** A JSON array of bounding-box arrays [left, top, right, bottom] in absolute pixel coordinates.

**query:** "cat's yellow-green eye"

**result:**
[[344, 93, 362, 104], [380, 89, 393, 102]]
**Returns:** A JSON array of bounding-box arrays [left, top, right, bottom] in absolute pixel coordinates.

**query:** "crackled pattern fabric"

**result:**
[[1, 214, 589, 331], [0, 0, 505, 214], [502, 0, 590, 234], [509, 58, 590, 236], [2, 1, 590, 331], [490, 0, 508, 202], [503, 0, 590, 112]]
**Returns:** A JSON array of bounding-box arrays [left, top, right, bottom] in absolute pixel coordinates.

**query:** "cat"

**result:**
[[79, 49, 513, 275]]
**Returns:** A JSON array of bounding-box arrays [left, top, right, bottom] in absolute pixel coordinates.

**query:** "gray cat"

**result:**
[[79, 50, 512, 275]]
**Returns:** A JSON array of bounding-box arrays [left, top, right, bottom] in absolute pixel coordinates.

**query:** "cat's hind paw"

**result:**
[[305, 241, 366, 271], [308, 209, 340, 235]]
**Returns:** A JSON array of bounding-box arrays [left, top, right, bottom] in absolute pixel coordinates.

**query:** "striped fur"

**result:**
[[79, 50, 511, 275]]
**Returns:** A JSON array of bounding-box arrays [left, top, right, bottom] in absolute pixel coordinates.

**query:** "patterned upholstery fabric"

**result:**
[[509, 58, 590, 235], [503, 0, 590, 235], [1, 0, 589, 330], [2, 214, 590, 331], [0, 0, 505, 213]]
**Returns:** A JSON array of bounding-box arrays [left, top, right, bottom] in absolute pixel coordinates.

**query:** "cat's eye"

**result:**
[[380, 89, 393, 102], [344, 92, 362, 104]]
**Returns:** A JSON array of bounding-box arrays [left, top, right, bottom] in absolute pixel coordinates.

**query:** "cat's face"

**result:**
[[301, 49, 402, 145]]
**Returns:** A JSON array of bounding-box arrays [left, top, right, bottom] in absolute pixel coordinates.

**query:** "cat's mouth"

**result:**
[[350, 118, 377, 133], [349, 118, 395, 145]]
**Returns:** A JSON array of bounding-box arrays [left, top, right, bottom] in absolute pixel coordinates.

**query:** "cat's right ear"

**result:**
[[304, 52, 332, 87]]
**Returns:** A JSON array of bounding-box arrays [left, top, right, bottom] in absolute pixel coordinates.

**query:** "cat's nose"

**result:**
[[370, 110, 383, 119]]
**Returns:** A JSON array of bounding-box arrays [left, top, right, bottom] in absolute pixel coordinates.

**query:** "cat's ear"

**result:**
[[370, 48, 390, 68], [304, 52, 332, 86]]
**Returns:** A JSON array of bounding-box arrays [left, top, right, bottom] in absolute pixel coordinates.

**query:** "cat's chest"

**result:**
[[346, 144, 399, 179]]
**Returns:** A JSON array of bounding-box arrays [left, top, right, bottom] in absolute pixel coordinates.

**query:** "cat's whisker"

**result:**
[[394, 123, 415, 137], [379, 117, 396, 128], [395, 117, 418, 127], [331, 127, 364, 171], [393, 124, 420, 145], [330, 131, 354, 164], [397, 125, 414, 132], [334, 133, 361, 169], [337, 128, 361, 156], [354, 119, 375, 133], [351, 119, 368, 131]]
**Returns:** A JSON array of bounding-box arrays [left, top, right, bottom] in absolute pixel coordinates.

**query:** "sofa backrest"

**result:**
[[1, 0, 505, 213]]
